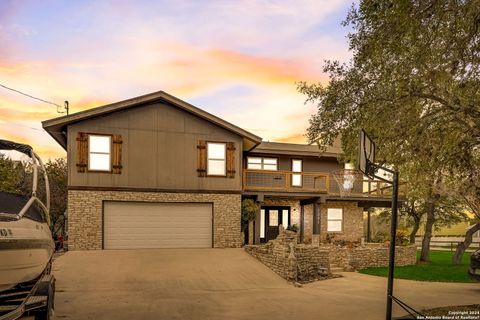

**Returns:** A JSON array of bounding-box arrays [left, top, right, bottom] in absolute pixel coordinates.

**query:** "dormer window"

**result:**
[[88, 134, 111, 171]]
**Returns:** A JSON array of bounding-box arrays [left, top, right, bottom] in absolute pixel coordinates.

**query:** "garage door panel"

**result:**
[[104, 202, 213, 249]]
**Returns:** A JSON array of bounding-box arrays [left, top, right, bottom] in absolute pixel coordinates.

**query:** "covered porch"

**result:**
[[244, 192, 394, 245]]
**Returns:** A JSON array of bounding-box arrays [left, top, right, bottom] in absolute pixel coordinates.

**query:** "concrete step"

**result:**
[[330, 267, 344, 273]]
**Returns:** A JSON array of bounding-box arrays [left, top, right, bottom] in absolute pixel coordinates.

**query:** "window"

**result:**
[[282, 209, 289, 227], [247, 157, 278, 170], [88, 134, 111, 171], [260, 209, 265, 238], [269, 210, 279, 226], [327, 208, 343, 232], [291, 159, 302, 186], [207, 142, 226, 176]]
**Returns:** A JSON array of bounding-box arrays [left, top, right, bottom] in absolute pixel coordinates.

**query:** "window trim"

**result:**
[[206, 141, 227, 177], [87, 133, 113, 173], [327, 207, 344, 233], [247, 156, 278, 171], [291, 158, 303, 187]]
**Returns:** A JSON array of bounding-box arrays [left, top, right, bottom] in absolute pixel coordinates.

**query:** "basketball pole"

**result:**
[[386, 171, 399, 320]]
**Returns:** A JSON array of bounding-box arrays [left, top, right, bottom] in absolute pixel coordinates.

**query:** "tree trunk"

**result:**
[[452, 222, 480, 265], [420, 201, 436, 262], [409, 214, 421, 245]]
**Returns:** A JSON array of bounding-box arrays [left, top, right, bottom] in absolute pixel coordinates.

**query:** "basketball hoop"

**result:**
[[331, 169, 364, 197]]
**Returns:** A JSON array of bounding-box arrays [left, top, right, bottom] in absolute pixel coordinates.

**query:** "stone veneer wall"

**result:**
[[245, 227, 330, 282], [260, 199, 363, 244], [68, 190, 241, 250], [348, 244, 417, 270], [320, 243, 417, 271], [260, 199, 302, 241], [320, 201, 364, 243]]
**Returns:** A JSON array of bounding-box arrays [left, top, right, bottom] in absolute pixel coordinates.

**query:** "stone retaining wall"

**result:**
[[320, 243, 417, 271], [245, 227, 330, 282]]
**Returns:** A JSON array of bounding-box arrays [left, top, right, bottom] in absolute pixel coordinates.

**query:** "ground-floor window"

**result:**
[[327, 208, 343, 232]]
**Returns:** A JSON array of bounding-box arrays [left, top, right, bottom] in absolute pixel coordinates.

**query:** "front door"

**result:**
[[261, 206, 291, 243]]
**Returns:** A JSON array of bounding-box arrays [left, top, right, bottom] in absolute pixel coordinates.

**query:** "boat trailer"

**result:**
[[0, 264, 55, 320]]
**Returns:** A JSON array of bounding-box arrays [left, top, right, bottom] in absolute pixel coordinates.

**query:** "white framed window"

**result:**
[[282, 209, 289, 227], [207, 142, 226, 176], [291, 159, 302, 186], [327, 208, 343, 232], [88, 134, 111, 171], [269, 210, 279, 226], [260, 209, 265, 238], [247, 157, 278, 171]]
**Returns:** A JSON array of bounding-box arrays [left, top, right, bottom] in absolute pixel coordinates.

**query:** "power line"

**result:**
[[0, 83, 69, 114], [2, 120, 65, 135]]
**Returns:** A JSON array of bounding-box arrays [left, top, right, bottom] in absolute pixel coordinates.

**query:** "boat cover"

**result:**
[[0, 140, 33, 156], [0, 191, 45, 222]]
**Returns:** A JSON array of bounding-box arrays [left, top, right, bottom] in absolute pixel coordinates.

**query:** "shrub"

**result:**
[[241, 199, 258, 232], [395, 230, 410, 246], [286, 224, 299, 232]]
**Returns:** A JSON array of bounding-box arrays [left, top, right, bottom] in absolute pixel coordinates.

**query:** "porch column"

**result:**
[[248, 221, 254, 245], [300, 204, 305, 243], [367, 208, 372, 242], [254, 203, 261, 244], [313, 202, 320, 235]]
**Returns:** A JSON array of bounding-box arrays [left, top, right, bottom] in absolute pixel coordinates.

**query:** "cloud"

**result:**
[[0, 0, 352, 158]]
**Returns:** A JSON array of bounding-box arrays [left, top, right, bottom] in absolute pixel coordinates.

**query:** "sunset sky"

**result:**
[[0, 0, 353, 159]]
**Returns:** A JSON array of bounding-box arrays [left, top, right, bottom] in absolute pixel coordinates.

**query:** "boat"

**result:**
[[0, 139, 54, 292]]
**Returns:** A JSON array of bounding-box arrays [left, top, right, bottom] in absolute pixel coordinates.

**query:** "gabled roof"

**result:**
[[42, 90, 262, 150], [249, 141, 342, 157]]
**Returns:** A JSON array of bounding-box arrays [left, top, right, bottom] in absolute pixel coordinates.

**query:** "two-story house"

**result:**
[[42, 91, 391, 250]]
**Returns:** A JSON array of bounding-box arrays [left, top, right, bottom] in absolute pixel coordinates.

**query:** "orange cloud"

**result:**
[[276, 133, 308, 144]]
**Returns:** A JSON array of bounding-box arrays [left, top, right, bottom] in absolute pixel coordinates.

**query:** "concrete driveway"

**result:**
[[53, 249, 479, 320]]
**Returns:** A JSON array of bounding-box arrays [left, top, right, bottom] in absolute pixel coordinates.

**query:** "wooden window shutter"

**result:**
[[197, 140, 207, 177], [112, 134, 123, 174], [226, 142, 236, 178], [76, 132, 88, 173]]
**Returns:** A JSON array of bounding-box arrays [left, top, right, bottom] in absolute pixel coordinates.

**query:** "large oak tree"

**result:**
[[298, 0, 480, 262]]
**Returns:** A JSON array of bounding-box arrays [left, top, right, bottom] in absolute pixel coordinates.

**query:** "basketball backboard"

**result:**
[[358, 129, 376, 178]]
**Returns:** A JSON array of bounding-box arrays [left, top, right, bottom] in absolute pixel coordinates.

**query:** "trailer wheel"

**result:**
[[34, 279, 55, 320]]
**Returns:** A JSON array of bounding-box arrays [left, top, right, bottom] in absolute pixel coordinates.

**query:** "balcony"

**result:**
[[243, 169, 402, 198]]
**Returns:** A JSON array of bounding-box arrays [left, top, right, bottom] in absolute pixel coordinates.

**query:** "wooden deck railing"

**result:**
[[243, 169, 329, 193], [243, 169, 405, 198]]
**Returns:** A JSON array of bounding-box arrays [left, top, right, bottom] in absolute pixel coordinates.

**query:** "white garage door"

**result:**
[[104, 202, 213, 249]]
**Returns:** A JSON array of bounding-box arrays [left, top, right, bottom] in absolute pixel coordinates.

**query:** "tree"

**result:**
[[298, 0, 480, 262], [0, 154, 67, 233], [44, 158, 67, 235], [241, 199, 258, 232], [452, 191, 480, 265], [399, 199, 424, 245], [0, 154, 25, 194]]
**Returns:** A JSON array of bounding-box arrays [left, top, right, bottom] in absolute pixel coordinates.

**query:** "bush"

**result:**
[[396, 230, 410, 246], [241, 199, 258, 232], [286, 224, 299, 232]]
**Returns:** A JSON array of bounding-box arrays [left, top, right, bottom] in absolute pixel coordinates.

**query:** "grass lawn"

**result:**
[[359, 250, 474, 283]]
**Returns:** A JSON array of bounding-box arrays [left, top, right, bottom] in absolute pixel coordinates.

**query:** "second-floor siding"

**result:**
[[243, 142, 348, 194], [66, 101, 247, 192]]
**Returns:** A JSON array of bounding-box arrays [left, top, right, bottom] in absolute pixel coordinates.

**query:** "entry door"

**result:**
[[262, 207, 290, 242]]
